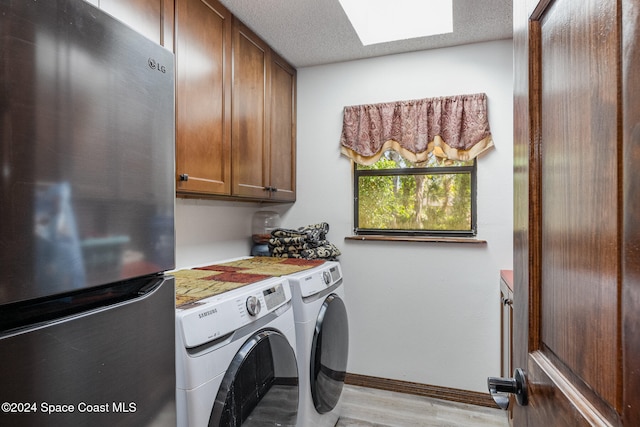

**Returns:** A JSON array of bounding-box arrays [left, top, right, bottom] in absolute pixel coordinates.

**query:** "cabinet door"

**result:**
[[231, 20, 270, 199], [175, 0, 232, 196], [98, 0, 173, 48], [268, 54, 296, 202]]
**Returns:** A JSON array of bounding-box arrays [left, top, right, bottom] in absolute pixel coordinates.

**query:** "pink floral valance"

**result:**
[[340, 93, 494, 165]]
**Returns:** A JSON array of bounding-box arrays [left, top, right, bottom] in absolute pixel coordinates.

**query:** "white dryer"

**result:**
[[175, 276, 298, 427], [286, 261, 348, 427]]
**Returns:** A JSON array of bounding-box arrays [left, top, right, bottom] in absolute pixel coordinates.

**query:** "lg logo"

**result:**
[[147, 58, 167, 74]]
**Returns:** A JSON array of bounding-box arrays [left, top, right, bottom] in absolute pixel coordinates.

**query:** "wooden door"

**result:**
[[175, 0, 232, 196], [231, 19, 270, 199], [268, 53, 297, 202], [513, 0, 640, 425]]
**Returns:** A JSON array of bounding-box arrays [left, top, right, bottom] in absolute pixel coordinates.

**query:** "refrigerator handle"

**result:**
[[137, 277, 166, 296]]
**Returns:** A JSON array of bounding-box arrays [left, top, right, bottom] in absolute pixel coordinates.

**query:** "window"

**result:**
[[354, 150, 476, 237], [341, 93, 492, 238]]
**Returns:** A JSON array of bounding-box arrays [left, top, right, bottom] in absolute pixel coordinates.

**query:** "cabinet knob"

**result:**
[[179, 174, 189, 182]]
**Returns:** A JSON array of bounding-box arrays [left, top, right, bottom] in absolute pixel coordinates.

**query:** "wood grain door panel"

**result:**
[[621, 0, 640, 423], [538, 0, 619, 410], [513, 0, 640, 425]]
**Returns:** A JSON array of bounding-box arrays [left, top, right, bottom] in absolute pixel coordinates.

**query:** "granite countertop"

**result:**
[[174, 257, 325, 308]]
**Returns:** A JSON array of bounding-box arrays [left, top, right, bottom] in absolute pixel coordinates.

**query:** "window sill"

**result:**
[[345, 235, 487, 244]]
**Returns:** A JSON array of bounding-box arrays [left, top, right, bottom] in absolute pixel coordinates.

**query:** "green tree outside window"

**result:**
[[354, 150, 476, 236]]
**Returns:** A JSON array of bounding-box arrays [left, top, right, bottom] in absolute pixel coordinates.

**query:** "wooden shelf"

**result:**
[[344, 235, 487, 244]]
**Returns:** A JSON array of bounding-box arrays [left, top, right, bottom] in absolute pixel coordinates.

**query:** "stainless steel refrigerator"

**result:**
[[0, 1, 176, 425]]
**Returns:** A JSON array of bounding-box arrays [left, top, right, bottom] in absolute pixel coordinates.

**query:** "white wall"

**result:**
[[175, 198, 258, 268], [288, 39, 514, 393], [175, 39, 513, 393]]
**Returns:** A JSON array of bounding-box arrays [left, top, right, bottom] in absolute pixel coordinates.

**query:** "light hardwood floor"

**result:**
[[336, 385, 510, 427]]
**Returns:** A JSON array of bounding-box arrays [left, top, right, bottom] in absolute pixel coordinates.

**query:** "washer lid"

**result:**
[[177, 278, 291, 348]]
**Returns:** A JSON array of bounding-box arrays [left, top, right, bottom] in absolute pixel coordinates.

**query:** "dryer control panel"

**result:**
[[290, 261, 343, 299], [177, 277, 291, 348]]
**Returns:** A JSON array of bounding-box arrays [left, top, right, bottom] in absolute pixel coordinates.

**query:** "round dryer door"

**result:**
[[310, 293, 349, 414], [210, 329, 298, 427]]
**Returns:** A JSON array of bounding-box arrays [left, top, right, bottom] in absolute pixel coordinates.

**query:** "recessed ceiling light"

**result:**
[[338, 0, 453, 46]]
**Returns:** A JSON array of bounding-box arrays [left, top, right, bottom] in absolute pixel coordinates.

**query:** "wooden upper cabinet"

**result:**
[[95, 0, 174, 49], [173, 6, 296, 201], [174, 0, 232, 196], [231, 20, 269, 199], [231, 20, 297, 202], [268, 53, 297, 202]]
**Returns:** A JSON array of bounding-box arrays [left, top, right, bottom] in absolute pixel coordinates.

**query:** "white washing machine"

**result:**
[[286, 261, 348, 427], [175, 276, 299, 427]]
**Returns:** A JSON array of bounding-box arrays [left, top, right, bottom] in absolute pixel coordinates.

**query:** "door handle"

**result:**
[[487, 368, 528, 410]]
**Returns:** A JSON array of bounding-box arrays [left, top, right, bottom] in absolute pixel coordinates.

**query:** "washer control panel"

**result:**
[[177, 277, 291, 348], [245, 295, 261, 316], [263, 282, 286, 310]]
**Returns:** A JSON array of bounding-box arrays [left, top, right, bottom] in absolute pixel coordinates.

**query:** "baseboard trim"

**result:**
[[344, 373, 497, 409]]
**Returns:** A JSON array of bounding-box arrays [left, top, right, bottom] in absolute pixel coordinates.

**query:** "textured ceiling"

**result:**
[[217, 0, 513, 68]]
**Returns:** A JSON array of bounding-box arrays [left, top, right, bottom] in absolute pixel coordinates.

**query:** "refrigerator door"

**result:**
[[0, 0, 175, 305], [0, 276, 176, 427]]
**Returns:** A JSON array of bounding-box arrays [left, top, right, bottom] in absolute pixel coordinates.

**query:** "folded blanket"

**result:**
[[269, 236, 316, 249], [271, 243, 341, 260], [268, 222, 340, 260], [271, 222, 329, 240]]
